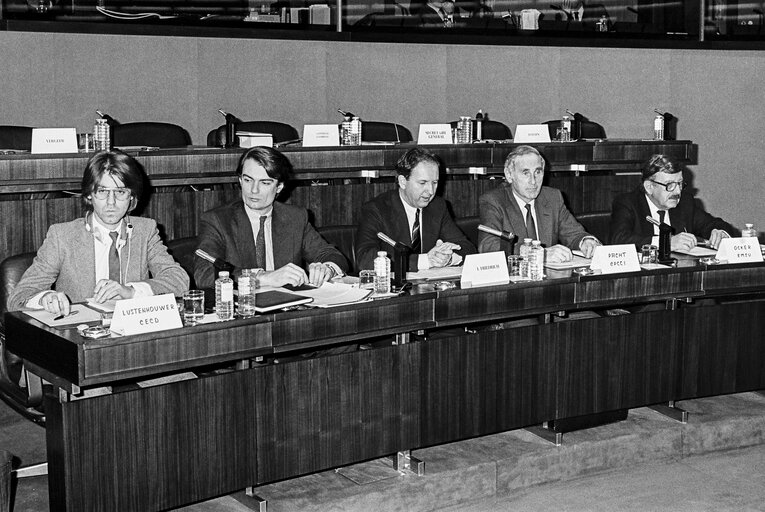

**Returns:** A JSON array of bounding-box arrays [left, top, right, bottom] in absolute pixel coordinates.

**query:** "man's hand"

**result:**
[[93, 280, 136, 303], [40, 291, 71, 316], [545, 244, 572, 263], [670, 232, 696, 252], [259, 263, 308, 288], [708, 229, 729, 249], [307, 262, 334, 286], [579, 238, 601, 258], [427, 240, 461, 268]]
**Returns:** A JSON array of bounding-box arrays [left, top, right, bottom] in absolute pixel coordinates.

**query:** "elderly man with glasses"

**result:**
[[610, 154, 738, 251]]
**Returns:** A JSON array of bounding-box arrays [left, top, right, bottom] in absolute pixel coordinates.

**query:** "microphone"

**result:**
[[337, 109, 355, 118], [195, 249, 235, 273], [478, 224, 515, 241], [95, 110, 118, 125], [218, 109, 239, 148], [376, 232, 411, 251]]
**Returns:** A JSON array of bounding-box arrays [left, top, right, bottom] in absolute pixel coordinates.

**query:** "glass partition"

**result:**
[[2, 0, 763, 43]]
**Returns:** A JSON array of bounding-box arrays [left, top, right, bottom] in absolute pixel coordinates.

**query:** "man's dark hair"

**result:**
[[81, 150, 144, 212], [395, 147, 440, 179], [235, 146, 293, 183], [642, 154, 680, 181]]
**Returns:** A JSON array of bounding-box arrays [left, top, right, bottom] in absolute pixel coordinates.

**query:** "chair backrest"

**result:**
[[575, 211, 611, 244], [112, 122, 192, 148], [361, 121, 413, 143], [455, 216, 480, 248], [165, 236, 197, 289], [206, 121, 300, 147], [543, 119, 606, 140], [0, 126, 33, 151], [316, 225, 357, 274], [0, 252, 36, 326], [449, 119, 512, 141]]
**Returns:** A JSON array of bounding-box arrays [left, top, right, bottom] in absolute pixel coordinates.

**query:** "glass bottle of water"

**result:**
[[560, 115, 571, 142], [237, 269, 256, 318], [742, 223, 757, 239], [215, 270, 234, 320], [94, 118, 110, 151], [519, 238, 533, 279], [653, 114, 664, 140], [373, 251, 391, 294], [529, 240, 544, 281]]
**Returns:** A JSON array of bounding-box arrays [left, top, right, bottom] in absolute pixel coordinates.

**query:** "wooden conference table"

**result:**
[[6, 257, 764, 511]]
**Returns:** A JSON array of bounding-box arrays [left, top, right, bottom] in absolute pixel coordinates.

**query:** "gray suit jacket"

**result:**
[[193, 200, 348, 289], [478, 183, 591, 254], [7, 216, 189, 311]]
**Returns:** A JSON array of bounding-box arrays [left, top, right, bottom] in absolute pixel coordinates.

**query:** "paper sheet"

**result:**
[[544, 254, 592, 270], [672, 246, 717, 257], [292, 282, 372, 307], [24, 303, 103, 327], [406, 266, 462, 281]]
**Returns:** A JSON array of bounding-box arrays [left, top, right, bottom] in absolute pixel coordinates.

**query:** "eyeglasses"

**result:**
[[648, 179, 687, 193], [92, 187, 131, 201]]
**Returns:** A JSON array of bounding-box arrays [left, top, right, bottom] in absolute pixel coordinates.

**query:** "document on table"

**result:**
[[406, 266, 463, 281], [292, 282, 372, 307], [544, 254, 592, 270], [24, 303, 103, 327], [672, 246, 717, 257]]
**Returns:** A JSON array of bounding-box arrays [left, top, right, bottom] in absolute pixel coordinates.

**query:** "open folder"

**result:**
[[254, 290, 313, 313]]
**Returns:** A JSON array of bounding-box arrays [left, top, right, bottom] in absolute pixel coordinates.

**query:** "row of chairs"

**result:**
[[1, 118, 604, 150]]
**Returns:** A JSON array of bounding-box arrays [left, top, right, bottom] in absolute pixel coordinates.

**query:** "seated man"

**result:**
[[355, 147, 476, 273], [610, 154, 737, 250], [194, 146, 348, 289], [8, 150, 189, 315], [479, 145, 600, 261]]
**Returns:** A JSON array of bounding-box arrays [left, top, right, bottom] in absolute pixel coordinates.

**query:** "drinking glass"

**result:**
[[183, 290, 205, 325]]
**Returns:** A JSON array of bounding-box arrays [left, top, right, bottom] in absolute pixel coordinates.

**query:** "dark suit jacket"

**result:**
[[8, 217, 189, 310], [610, 187, 737, 248], [194, 200, 348, 289], [355, 189, 476, 273], [478, 183, 591, 254]]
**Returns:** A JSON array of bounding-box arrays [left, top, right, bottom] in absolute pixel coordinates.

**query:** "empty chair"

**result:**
[[361, 121, 413, 143], [543, 118, 606, 140], [207, 121, 300, 147], [0, 125, 33, 151], [450, 119, 512, 141], [112, 122, 192, 148]]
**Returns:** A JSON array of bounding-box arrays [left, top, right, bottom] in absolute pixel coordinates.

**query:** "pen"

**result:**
[[53, 310, 79, 322]]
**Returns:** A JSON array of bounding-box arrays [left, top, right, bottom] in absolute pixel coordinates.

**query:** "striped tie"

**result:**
[[255, 216, 267, 269], [411, 209, 421, 253], [108, 231, 121, 283]]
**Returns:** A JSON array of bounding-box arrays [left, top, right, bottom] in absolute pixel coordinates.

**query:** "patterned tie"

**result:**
[[411, 209, 421, 254], [255, 215, 267, 269], [108, 231, 121, 283], [525, 203, 537, 240]]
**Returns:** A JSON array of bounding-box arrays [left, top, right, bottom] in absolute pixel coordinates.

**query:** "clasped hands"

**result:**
[[40, 279, 135, 315], [427, 240, 461, 268], [259, 262, 335, 288], [545, 237, 601, 263]]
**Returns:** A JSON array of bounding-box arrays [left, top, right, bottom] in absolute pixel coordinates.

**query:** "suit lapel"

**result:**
[[391, 192, 415, 248], [501, 186, 527, 242], [78, 222, 98, 293], [270, 203, 294, 268], [233, 203, 258, 268], [638, 192, 657, 238], [535, 192, 554, 247]]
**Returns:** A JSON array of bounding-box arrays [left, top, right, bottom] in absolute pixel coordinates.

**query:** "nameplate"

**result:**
[[417, 124, 452, 145], [237, 131, 273, 148], [716, 237, 763, 264], [302, 124, 340, 147], [460, 251, 509, 289], [110, 293, 182, 336], [31, 128, 78, 154], [589, 244, 641, 274], [513, 124, 551, 143]]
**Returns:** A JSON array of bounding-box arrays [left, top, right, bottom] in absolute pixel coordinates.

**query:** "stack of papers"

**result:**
[[288, 282, 372, 307]]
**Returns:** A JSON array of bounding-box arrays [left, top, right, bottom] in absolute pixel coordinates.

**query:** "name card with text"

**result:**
[[417, 124, 452, 145], [302, 124, 340, 147], [460, 251, 509, 288], [110, 293, 183, 336], [716, 237, 764, 264], [513, 124, 551, 143], [31, 128, 78, 154], [590, 245, 641, 274]]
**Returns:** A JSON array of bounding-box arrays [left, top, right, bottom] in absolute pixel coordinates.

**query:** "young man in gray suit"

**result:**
[[194, 147, 347, 289], [478, 145, 600, 262], [8, 150, 189, 316]]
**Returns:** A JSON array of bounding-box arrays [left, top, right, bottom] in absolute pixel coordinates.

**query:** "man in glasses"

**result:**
[[8, 150, 189, 315], [610, 154, 737, 251]]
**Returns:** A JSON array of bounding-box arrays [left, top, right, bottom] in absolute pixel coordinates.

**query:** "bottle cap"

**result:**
[[532, 240, 541, 246], [524, 238, 532, 243], [377, 251, 387, 257], [218, 271, 230, 278]]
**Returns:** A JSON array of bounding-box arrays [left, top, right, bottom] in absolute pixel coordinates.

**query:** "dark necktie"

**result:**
[[255, 215, 267, 269], [411, 209, 421, 254], [573, 11, 579, 20], [658, 210, 666, 225], [525, 203, 537, 240], [108, 231, 121, 284]]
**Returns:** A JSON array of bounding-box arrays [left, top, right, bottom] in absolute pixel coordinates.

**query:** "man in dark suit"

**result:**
[[194, 147, 347, 289], [610, 154, 737, 251], [355, 147, 476, 273], [478, 145, 600, 261]]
